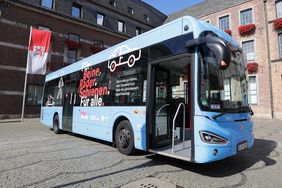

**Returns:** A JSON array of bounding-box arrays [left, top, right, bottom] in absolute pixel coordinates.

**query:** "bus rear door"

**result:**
[[62, 79, 77, 132]]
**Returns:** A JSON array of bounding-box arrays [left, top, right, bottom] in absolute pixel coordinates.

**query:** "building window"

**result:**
[[279, 34, 282, 58], [128, 7, 134, 15], [118, 21, 125, 33], [41, 0, 53, 9], [26, 85, 44, 105], [242, 40, 255, 61], [97, 13, 105, 26], [248, 76, 258, 104], [144, 14, 150, 22], [224, 79, 231, 100], [38, 25, 50, 31], [276, 1, 282, 18], [240, 9, 252, 25], [67, 49, 77, 64], [219, 15, 230, 30], [136, 27, 142, 36], [94, 40, 104, 48], [68, 34, 79, 42], [72, 3, 81, 18], [109, 0, 117, 7], [66, 34, 79, 64]]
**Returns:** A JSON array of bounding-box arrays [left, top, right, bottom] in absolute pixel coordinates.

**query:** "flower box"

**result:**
[[224, 29, 232, 36], [246, 62, 259, 74], [65, 39, 81, 49], [273, 18, 282, 31], [238, 24, 256, 36]]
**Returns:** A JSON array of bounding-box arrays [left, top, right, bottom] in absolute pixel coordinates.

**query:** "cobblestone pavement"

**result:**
[[0, 118, 281, 188]]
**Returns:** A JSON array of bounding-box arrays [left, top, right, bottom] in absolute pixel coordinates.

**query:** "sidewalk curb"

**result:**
[[0, 118, 40, 124]]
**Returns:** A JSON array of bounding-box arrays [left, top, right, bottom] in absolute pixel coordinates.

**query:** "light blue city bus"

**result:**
[[41, 16, 254, 163]]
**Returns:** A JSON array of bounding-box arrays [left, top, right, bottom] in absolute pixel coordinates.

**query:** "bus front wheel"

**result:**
[[53, 115, 61, 134], [115, 120, 135, 155]]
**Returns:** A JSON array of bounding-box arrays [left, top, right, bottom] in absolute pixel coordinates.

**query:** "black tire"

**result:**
[[115, 120, 135, 155], [53, 115, 61, 134]]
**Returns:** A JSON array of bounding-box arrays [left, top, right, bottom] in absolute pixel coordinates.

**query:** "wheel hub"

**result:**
[[119, 129, 130, 148]]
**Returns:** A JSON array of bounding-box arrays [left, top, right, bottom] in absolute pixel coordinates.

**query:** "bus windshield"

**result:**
[[199, 44, 249, 113]]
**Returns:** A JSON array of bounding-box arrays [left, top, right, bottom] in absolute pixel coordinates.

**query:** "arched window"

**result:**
[[276, 1, 282, 18]]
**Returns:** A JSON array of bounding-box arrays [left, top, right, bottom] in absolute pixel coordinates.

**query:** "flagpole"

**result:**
[[21, 26, 32, 123]]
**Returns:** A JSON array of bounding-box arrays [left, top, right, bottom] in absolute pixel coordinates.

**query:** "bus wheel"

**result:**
[[115, 120, 135, 155], [53, 115, 61, 134]]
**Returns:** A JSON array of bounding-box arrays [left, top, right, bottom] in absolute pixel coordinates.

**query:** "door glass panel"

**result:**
[[170, 71, 189, 144], [155, 70, 169, 138]]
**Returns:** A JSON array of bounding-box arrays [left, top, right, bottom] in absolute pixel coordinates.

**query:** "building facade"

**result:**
[[167, 0, 282, 119], [0, 0, 166, 119]]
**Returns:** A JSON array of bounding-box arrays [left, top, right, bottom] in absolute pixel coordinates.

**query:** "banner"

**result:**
[[26, 28, 51, 75]]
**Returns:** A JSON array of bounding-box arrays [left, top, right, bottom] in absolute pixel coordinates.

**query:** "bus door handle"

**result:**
[[172, 102, 185, 154]]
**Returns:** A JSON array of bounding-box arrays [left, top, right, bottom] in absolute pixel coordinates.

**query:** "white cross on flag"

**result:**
[[26, 28, 51, 75]]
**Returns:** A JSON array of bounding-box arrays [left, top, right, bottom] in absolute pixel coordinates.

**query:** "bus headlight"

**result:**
[[199, 131, 228, 144]]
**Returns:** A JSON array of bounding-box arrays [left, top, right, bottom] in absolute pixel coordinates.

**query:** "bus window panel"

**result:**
[[199, 44, 249, 112], [44, 79, 60, 106], [45, 87, 55, 106], [112, 54, 147, 106], [75, 49, 149, 106], [149, 33, 193, 60]]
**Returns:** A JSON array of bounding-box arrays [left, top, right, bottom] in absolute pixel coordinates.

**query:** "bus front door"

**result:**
[[150, 55, 192, 160]]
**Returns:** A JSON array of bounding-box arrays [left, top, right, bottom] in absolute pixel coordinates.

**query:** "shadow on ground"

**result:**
[[63, 130, 277, 177], [147, 138, 277, 177], [65, 129, 277, 177], [48, 133, 277, 187]]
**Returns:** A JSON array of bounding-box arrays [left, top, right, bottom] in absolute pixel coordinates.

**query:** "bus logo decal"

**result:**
[[80, 111, 88, 120], [108, 45, 141, 72]]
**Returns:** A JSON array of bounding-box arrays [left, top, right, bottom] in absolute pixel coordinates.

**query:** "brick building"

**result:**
[[167, 0, 282, 119], [0, 0, 166, 119]]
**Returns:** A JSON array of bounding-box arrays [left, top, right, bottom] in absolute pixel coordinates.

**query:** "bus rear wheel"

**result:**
[[53, 115, 61, 134], [115, 120, 135, 155]]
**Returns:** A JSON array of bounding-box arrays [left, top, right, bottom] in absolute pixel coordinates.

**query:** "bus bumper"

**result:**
[[194, 136, 254, 163]]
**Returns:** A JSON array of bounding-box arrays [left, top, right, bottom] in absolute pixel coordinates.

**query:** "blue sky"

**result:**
[[142, 0, 204, 15]]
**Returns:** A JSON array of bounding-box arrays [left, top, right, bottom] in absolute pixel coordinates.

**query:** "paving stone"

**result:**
[[0, 118, 282, 187]]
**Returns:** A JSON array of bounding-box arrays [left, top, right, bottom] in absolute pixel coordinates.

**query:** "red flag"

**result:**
[[26, 28, 51, 75]]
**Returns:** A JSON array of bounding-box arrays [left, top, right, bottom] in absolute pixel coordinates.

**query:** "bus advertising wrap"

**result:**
[[80, 67, 109, 107]]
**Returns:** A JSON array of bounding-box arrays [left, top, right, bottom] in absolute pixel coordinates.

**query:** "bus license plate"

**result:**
[[237, 141, 248, 151]]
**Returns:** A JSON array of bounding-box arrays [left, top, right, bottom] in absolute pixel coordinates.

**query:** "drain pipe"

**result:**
[[263, 0, 274, 119]]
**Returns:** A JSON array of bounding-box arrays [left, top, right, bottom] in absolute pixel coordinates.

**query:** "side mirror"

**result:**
[[248, 106, 254, 116], [186, 37, 231, 70]]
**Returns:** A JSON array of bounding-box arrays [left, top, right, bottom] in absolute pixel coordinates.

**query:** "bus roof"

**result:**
[[46, 16, 239, 82]]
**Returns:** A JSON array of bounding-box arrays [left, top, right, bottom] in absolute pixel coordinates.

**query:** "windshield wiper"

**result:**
[[212, 112, 227, 120]]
